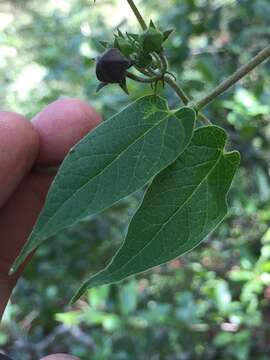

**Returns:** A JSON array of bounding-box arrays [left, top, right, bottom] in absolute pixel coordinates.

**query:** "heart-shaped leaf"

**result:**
[[72, 126, 240, 302], [12, 95, 195, 273]]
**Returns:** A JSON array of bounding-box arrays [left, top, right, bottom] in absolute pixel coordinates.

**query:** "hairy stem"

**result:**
[[198, 113, 212, 125], [134, 64, 153, 76], [164, 76, 211, 124], [159, 52, 168, 72], [126, 0, 147, 30], [164, 75, 189, 105], [195, 45, 270, 110]]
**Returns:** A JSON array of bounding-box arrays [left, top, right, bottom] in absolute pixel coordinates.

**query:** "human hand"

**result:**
[[0, 98, 101, 359]]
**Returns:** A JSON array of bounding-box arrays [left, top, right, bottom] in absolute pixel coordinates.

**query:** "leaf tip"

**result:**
[[9, 257, 23, 276], [70, 282, 89, 304]]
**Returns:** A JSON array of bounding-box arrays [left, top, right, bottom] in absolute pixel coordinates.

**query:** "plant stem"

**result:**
[[159, 52, 168, 72], [164, 75, 189, 105], [126, 0, 147, 30], [195, 45, 270, 111], [164, 76, 210, 124], [152, 53, 162, 69], [134, 65, 153, 77], [198, 113, 212, 125], [125, 0, 190, 105], [125, 0, 211, 125], [126, 71, 157, 83]]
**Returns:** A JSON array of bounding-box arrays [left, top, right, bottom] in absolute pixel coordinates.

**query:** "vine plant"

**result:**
[[11, 0, 270, 303]]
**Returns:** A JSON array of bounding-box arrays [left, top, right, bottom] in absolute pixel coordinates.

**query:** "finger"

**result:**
[[40, 355, 80, 360], [0, 173, 52, 320], [33, 98, 102, 166], [0, 99, 101, 278], [0, 172, 52, 278], [0, 111, 39, 207]]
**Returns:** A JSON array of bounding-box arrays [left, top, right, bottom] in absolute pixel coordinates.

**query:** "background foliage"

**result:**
[[0, 0, 270, 359]]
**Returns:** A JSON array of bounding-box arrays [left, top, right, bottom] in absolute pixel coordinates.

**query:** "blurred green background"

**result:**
[[1, 0, 270, 359]]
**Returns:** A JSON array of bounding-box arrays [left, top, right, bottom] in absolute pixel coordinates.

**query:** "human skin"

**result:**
[[0, 98, 102, 359]]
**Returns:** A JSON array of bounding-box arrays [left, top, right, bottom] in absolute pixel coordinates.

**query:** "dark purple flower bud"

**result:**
[[96, 48, 131, 84]]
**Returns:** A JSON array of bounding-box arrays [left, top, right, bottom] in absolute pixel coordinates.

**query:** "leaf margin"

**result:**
[[11, 95, 196, 274], [71, 125, 240, 303]]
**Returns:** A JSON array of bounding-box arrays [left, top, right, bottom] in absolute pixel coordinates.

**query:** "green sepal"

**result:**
[[149, 19, 156, 29], [117, 28, 125, 38], [140, 27, 164, 53], [136, 51, 152, 67], [119, 79, 129, 95], [98, 40, 111, 49], [115, 37, 134, 56], [163, 29, 174, 42], [126, 33, 140, 42], [96, 82, 108, 93]]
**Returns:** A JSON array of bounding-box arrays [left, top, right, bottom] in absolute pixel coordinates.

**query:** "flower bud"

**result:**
[[140, 28, 164, 53], [96, 48, 131, 84]]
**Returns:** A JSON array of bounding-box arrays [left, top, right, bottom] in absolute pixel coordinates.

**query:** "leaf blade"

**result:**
[[72, 126, 240, 302], [12, 95, 195, 272]]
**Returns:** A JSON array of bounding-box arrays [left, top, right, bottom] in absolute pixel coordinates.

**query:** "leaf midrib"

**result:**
[[35, 109, 176, 239]]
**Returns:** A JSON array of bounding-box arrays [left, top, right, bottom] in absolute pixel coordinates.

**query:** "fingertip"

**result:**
[[0, 111, 39, 154], [33, 98, 102, 166], [0, 111, 39, 206]]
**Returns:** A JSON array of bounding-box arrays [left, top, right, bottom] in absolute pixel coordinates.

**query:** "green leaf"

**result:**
[[72, 126, 240, 302], [12, 95, 195, 273]]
